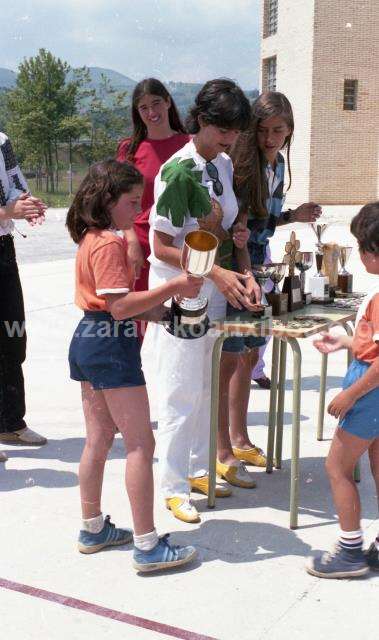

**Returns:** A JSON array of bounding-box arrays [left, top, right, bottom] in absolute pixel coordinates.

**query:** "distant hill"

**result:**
[[0, 66, 258, 114], [0, 68, 17, 89]]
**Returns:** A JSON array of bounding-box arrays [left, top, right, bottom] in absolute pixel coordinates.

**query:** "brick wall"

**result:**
[[309, 0, 379, 203]]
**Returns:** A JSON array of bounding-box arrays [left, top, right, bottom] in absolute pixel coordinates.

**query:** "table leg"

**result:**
[[275, 340, 287, 469], [266, 337, 280, 474], [342, 323, 360, 482], [208, 335, 226, 509], [317, 353, 328, 441], [287, 338, 302, 529]]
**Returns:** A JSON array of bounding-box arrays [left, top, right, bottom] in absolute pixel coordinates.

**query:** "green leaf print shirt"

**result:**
[[148, 139, 238, 280]]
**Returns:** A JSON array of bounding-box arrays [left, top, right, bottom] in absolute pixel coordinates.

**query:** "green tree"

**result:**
[[6, 49, 88, 192]]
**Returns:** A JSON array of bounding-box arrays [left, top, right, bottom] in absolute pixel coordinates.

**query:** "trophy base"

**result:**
[[282, 276, 303, 311], [165, 298, 210, 339], [337, 273, 353, 294], [302, 292, 312, 305], [266, 292, 288, 316]]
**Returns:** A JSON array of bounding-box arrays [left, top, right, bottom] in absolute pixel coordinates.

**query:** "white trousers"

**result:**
[[144, 280, 226, 498]]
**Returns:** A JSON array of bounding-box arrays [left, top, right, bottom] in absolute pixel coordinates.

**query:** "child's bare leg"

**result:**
[[217, 351, 239, 465], [326, 428, 372, 531], [103, 386, 155, 536], [368, 437, 379, 507], [79, 382, 116, 519], [229, 348, 259, 448]]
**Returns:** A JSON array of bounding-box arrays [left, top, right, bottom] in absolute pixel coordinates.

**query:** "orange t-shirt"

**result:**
[[352, 290, 379, 364], [75, 229, 132, 311]]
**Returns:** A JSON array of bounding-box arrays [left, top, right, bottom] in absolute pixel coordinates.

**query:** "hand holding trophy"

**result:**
[[166, 230, 219, 339]]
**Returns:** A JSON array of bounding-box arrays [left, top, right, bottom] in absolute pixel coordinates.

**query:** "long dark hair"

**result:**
[[186, 78, 251, 134], [66, 160, 143, 243], [232, 92, 294, 217], [126, 78, 186, 161]]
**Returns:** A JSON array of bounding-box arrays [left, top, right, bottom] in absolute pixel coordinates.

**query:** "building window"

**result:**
[[263, 56, 277, 91], [263, 0, 278, 37], [343, 79, 358, 110]]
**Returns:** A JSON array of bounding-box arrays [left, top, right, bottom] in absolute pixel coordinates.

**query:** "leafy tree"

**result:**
[[6, 49, 88, 192]]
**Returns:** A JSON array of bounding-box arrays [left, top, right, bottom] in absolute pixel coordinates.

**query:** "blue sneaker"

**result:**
[[364, 543, 379, 571], [133, 534, 197, 573], [78, 515, 133, 554], [306, 544, 369, 579]]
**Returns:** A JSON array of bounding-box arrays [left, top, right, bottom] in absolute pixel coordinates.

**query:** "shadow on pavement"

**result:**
[[0, 467, 77, 491]]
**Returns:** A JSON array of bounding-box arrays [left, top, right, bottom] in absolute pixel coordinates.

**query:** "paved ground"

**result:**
[[2, 213, 378, 640]]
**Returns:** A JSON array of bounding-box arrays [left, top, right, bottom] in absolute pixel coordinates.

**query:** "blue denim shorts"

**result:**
[[69, 311, 145, 390], [340, 359, 379, 440]]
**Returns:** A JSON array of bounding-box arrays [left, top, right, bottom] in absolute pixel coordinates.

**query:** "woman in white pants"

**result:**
[[147, 79, 258, 523]]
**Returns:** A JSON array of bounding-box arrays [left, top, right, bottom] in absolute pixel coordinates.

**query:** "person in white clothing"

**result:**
[[147, 79, 260, 523]]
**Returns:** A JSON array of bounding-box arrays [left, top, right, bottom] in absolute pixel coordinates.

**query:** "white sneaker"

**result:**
[[0, 451, 8, 462], [0, 427, 47, 446]]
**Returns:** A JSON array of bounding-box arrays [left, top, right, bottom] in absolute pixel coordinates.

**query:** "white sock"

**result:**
[[339, 528, 363, 550], [82, 513, 104, 534], [134, 529, 158, 551]]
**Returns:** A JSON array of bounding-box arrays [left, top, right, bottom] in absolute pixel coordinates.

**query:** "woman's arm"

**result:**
[[153, 230, 182, 269], [124, 227, 144, 278]]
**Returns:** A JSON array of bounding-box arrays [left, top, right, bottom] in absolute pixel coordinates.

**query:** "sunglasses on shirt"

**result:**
[[205, 161, 223, 197]]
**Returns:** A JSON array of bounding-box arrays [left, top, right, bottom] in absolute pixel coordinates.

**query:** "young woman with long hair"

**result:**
[[117, 78, 189, 301], [223, 91, 321, 469]]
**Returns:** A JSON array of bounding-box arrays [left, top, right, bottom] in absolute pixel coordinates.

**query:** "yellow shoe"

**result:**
[[165, 497, 200, 523], [189, 475, 232, 498], [216, 461, 256, 489], [232, 446, 267, 467]]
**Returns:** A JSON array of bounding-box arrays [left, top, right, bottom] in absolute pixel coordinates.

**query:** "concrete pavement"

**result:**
[[1, 214, 378, 640]]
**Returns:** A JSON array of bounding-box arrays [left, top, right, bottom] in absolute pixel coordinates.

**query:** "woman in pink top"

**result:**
[[117, 78, 189, 294]]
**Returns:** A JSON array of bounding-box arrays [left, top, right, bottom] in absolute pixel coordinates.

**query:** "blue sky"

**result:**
[[0, 0, 261, 88]]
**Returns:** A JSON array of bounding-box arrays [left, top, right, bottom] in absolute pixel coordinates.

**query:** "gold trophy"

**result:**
[[166, 230, 218, 339], [337, 246, 353, 294], [282, 231, 303, 311]]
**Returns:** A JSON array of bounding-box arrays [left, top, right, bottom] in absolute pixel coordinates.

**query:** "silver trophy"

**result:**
[[311, 223, 328, 251], [265, 262, 288, 316], [251, 264, 280, 312], [295, 251, 314, 303], [166, 229, 218, 338]]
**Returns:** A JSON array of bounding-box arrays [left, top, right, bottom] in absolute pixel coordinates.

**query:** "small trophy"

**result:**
[[281, 231, 303, 311], [251, 264, 280, 316], [309, 224, 331, 302], [266, 263, 288, 316], [337, 246, 353, 293], [295, 251, 313, 305], [166, 229, 218, 339]]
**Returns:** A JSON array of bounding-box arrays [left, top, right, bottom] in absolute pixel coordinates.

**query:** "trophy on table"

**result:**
[[309, 223, 331, 302], [337, 246, 353, 294], [166, 229, 218, 339], [265, 263, 288, 316], [281, 231, 303, 311], [295, 251, 313, 305], [251, 264, 281, 316]]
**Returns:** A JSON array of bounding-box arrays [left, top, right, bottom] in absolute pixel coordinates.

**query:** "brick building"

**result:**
[[260, 0, 379, 206]]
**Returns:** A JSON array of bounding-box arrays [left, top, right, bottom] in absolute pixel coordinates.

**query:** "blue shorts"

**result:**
[[222, 303, 266, 353], [340, 359, 379, 440], [69, 311, 145, 390]]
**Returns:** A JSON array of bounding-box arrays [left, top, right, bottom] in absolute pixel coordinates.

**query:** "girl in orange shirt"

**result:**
[[66, 160, 201, 572]]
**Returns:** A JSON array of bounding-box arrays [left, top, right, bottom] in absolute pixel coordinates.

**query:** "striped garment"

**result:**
[[247, 152, 286, 265], [0, 132, 28, 236]]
